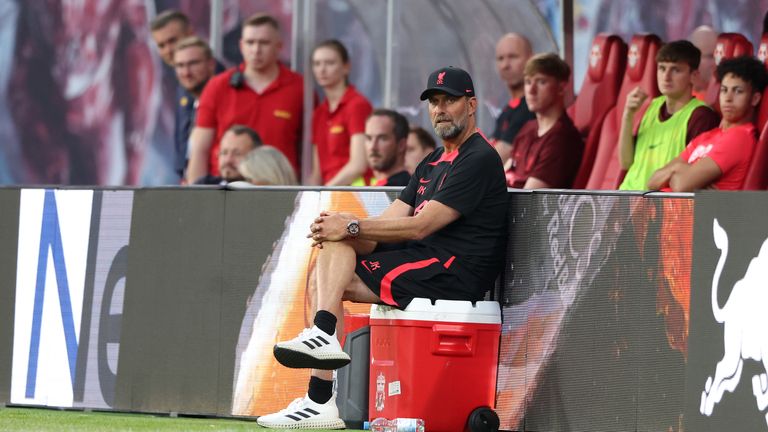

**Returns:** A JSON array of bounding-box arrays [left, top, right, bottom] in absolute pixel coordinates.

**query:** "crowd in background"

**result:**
[[153, 9, 768, 192]]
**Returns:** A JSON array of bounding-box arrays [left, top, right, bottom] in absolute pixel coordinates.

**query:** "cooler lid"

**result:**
[[370, 298, 501, 324]]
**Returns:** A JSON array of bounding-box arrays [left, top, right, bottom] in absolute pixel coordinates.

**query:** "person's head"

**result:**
[[523, 53, 570, 114], [364, 109, 409, 174], [150, 10, 192, 66], [655, 40, 701, 99], [312, 39, 351, 90], [173, 36, 216, 95], [419, 67, 477, 142], [218, 125, 262, 181], [240, 14, 282, 73], [716, 56, 768, 126], [406, 126, 437, 174], [239, 146, 298, 185], [495, 33, 533, 93], [689, 26, 718, 92]]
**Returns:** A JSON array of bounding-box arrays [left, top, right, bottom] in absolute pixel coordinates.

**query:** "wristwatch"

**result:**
[[346, 220, 360, 238]]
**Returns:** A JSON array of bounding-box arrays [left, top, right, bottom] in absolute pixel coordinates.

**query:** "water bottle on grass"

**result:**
[[368, 417, 425, 432]]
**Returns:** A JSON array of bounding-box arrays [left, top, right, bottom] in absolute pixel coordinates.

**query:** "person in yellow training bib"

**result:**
[[618, 40, 719, 191]]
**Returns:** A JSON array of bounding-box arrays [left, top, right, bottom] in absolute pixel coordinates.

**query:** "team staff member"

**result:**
[[186, 14, 303, 183], [493, 33, 536, 165], [405, 125, 437, 174], [648, 56, 767, 191], [257, 66, 507, 429], [309, 40, 373, 186], [507, 53, 584, 188], [364, 109, 411, 186]]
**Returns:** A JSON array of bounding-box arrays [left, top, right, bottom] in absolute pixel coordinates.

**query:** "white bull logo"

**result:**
[[700, 219, 768, 425]]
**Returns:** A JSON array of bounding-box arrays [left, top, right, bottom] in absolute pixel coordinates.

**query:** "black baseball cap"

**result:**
[[419, 66, 475, 100]]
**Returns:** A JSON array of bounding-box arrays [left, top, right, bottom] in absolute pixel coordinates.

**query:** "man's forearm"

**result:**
[[358, 215, 426, 243], [618, 113, 636, 170]]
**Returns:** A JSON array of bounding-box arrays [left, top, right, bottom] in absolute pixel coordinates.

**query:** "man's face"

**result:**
[[218, 131, 255, 181], [524, 72, 563, 113], [173, 46, 214, 94], [428, 93, 472, 140], [496, 36, 530, 90], [405, 132, 433, 174], [657, 61, 695, 99], [152, 20, 189, 66], [240, 24, 282, 72], [365, 116, 402, 172], [719, 73, 759, 125]]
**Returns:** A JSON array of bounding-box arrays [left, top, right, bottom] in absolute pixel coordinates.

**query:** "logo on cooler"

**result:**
[[700, 219, 768, 426]]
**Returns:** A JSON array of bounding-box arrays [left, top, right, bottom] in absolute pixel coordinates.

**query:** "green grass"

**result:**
[[0, 407, 365, 431]]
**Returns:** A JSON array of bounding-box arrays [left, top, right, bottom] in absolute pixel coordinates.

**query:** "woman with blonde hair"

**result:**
[[238, 146, 299, 185]]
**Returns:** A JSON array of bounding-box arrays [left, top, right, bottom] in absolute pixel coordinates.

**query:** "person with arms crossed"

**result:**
[[309, 39, 373, 186], [648, 56, 767, 191], [256, 66, 508, 430], [492, 33, 536, 166], [405, 125, 437, 174], [186, 14, 303, 183], [506, 53, 584, 189], [364, 109, 411, 186], [619, 40, 720, 190]]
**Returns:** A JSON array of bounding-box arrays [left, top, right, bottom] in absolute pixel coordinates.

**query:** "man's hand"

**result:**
[[624, 87, 648, 117], [307, 211, 356, 248]]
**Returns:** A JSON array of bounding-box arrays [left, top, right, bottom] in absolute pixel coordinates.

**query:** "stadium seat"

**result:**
[[704, 33, 754, 109], [585, 34, 662, 190], [742, 123, 768, 190], [756, 33, 768, 132], [744, 37, 768, 191], [568, 34, 627, 189]]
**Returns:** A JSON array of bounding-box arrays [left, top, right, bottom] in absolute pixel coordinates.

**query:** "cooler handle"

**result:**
[[431, 324, 475, 357]]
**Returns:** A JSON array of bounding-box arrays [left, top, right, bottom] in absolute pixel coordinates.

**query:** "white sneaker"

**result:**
[[256, 393, 345, 429], [273, 326, 351, 370]]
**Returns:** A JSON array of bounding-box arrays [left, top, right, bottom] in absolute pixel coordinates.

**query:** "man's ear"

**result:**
[[752, 90, 762, 108], [467, 96, 478, 116]]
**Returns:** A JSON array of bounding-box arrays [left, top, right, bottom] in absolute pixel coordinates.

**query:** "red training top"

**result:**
[[311, 85, 372, 184], [678, 122, 757, 190], [196, 64, 303, 175]]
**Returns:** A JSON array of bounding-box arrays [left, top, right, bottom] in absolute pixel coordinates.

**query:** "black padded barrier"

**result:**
[[0, 188, 20, 405], [115, 189, 227, 414]]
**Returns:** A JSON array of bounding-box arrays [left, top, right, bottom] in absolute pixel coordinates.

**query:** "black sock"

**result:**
[[307, 376, 333, 404], [313, 310, 337, 336]]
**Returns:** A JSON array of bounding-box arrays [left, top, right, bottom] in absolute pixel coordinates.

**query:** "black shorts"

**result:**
[[354, 243, 480, 309]]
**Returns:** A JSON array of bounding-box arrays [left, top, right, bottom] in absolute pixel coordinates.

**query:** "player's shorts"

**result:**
[[354, 242, 480, 309]]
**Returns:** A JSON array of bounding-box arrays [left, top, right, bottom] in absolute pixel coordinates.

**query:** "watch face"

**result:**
[[347, 222, 360, 236]]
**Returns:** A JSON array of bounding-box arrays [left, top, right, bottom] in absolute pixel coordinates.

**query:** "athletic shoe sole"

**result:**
[[256, 417, 346, 429], [273, 345, 351, 370]]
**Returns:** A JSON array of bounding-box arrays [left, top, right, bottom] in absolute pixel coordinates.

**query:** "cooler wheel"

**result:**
[[467, 406, 500, 432]]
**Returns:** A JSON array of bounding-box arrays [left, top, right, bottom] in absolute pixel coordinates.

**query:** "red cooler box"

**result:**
[[368, 298, 501, 432]]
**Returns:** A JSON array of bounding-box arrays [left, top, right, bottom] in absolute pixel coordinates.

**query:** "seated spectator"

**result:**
[[648, 56, 767, 191], [506, 53, 584, 189], [619, 40, 720, 190], [195, 125, 261, 185], [405, 126, 436, 174], [364, 109, 411, 186], [689, 25, 718, 101], [238, 146, 298, 186], [310, 40, 373, 185]]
